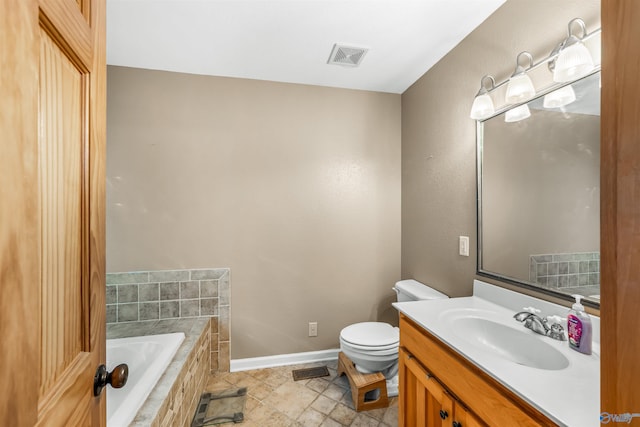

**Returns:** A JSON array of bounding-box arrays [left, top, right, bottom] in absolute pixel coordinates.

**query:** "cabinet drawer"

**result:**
[[400, 314, 555, 427]]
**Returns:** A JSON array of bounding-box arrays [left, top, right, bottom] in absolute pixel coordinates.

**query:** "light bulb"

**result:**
[[505, 104, 531, 123], [470, 93, 495, 120], [506, 73, 536, 104], [543, 85, 576, 108]]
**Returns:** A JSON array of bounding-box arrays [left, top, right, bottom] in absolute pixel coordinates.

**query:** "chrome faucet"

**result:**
[[514, 311, 551, 336], [513, 308, 566, 341]]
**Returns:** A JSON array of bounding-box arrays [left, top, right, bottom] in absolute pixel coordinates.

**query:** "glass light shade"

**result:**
[[553, 42, 594, 82], [504, 104, 531, 123], [470, 93, 495, 120], [505, 73, 536, 103], [543, 85, 576, 108]]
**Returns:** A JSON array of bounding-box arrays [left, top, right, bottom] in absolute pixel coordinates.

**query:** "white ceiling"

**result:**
[[106, 0, 506, 94]]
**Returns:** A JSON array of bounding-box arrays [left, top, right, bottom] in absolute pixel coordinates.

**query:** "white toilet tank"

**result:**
[[393, 279, 448, 302]]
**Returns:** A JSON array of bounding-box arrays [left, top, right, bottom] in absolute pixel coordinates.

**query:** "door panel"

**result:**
[[0, 0, 106, 425], [38, 25, 87, 396]]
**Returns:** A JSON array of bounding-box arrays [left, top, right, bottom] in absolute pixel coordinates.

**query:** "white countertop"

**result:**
[[393, 280, 600, 427]]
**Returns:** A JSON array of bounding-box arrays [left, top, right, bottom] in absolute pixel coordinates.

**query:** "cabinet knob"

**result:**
[[452, 421, 462, 427], [439, 409, 449, 419]]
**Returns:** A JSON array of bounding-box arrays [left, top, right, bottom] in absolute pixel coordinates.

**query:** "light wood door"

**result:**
[[0, 0, 106, 425]]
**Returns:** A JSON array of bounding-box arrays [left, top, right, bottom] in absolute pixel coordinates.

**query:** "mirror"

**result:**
[[477, 71, 600, 307]]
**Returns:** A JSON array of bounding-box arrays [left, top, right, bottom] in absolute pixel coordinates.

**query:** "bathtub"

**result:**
[[106, 332, 185, 427]]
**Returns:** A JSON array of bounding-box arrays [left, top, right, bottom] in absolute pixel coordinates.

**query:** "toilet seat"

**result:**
[[340, 341, 398, 356], [340, 322, 399, 348], [340, 340, 398, 352]]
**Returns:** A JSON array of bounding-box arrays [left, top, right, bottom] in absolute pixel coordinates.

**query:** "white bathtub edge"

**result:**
[[230, 348, 339, 372], [107, 332, 186, 427]]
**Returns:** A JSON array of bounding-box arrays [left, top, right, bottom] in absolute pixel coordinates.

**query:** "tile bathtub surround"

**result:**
[[529, 252, 600, 289], [106, 268, 230, 372], [107, 319, 212, 427]]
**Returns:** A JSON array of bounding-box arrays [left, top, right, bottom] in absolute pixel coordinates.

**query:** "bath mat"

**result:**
[[292, 366, 330, 381], [191, 387, 247, 426]]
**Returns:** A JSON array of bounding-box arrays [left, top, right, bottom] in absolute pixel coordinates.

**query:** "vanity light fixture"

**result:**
[[505, 52, 536, 104], [470, 17, 600, 122], [504, 104, 531, 123], [469, 75, 496, 120], [552, 18, 595, 82], [543, 85, 576, 109]]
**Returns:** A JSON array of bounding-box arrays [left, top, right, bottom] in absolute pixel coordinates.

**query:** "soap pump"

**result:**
[[567, 295, 592, 355]]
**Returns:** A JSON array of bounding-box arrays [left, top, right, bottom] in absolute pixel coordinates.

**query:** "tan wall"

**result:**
[[401, 0, 600, 298], [106, 66, 401, 358]]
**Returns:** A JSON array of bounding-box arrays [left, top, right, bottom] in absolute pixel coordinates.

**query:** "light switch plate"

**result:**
[[459, 236, 470, 256]]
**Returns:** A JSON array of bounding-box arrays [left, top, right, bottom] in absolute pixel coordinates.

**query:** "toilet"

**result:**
[[339, 279, 448, 397]]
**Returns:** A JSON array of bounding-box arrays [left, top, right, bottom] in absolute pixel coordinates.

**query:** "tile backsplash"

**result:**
[[529, 252, 599, 289], [106, 268, 230, 371]]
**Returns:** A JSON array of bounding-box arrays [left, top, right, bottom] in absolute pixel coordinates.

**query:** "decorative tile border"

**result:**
[[529, 252, 599, 289], [106, 268, 230, 372]]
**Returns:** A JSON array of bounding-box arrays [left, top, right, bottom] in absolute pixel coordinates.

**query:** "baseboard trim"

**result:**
[[230, 348, 340, 372]]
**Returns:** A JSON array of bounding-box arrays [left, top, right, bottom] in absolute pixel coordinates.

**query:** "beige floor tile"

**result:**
[[332, 374, 350, 389], [296, 407, 326, 427], [204, 362, 397, 427], [248, 368, 271, 381], [339, 390, 354, 408], [350, 412, 381, 426], [311, 395, 338, 415], [264, 381, 320, 420], [381, 402, 398, 426], [323, 383, 347, 402], [306, 377, 331, 393], [264, 409, 297, 426], [264, 372, 289, 389], [247, 382, 273, 401], [329, 403, 358, 425], [235, 419, 262, 427], [320, 418, 344, 427], [244, 395, 261, 413], [246, 402, 280, 423], [363, 405, 387, 422]]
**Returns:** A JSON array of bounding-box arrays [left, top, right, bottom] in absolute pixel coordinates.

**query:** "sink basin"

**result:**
[[452, 317, 570, 370]]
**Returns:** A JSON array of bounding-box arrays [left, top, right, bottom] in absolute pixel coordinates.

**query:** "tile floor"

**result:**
[[205, 359, 398, 426]]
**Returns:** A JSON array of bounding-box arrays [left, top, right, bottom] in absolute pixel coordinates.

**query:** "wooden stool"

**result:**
[[337, 351, 389, 412]]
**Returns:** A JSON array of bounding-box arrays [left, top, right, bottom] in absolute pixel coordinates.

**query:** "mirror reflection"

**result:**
[[478, 71, 600, 306]]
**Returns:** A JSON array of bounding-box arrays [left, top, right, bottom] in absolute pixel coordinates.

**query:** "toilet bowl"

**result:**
[[339, 280, 448, 396]]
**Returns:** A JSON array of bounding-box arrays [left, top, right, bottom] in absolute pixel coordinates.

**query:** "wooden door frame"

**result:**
[[601, 0, 640, 419]]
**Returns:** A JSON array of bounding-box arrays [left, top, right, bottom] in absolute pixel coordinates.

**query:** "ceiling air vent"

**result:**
[[327, 44, 368, 67]]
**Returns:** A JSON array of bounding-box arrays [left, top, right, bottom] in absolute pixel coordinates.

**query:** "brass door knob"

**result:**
[[94, 363, 129, 396]]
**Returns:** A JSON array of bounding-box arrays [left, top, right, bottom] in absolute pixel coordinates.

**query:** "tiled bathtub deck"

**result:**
[[205, 360, 398, 427]]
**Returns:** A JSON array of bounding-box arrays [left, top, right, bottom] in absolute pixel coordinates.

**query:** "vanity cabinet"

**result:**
[[398, 314, 556, 427], [399, 347, 482, 427]]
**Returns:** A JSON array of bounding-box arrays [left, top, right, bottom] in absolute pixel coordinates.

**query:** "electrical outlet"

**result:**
[[459, 236, 470, 257], [308, 322, 318, 337]]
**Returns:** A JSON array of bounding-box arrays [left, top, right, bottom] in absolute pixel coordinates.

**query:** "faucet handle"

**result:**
[[522, 306, 541, 314], [546, 315, 567, 341], [546, 315, 563, 325]]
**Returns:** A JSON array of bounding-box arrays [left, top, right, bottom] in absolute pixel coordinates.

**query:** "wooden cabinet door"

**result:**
[[399, 347, 455, 427], [453, 403, 484, 427], [0, 0, 106, 425]]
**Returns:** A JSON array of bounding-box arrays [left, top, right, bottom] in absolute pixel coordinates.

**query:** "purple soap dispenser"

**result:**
[[567, 295, 592, 355]]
